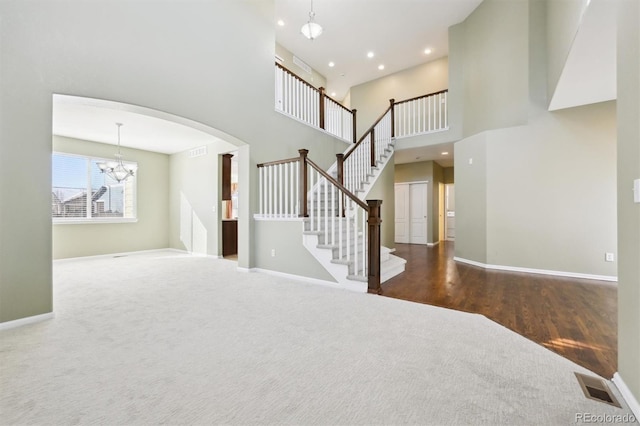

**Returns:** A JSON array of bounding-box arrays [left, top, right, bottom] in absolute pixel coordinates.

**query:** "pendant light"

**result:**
[[96, 123, 135, 183], [301, 0, 322, 40]]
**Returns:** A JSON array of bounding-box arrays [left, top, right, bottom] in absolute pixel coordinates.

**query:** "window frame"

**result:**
[[52, 151, 138, 225]]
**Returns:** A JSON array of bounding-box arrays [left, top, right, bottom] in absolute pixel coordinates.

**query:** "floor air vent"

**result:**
[[574, 372, 621, 407]]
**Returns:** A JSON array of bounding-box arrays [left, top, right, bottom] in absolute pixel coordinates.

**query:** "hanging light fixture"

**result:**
[[301, 0, 322, 40], [96, 123, 135, 183]]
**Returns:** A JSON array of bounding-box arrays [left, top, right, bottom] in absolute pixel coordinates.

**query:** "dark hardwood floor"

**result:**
[[381, 242, 617, 379]]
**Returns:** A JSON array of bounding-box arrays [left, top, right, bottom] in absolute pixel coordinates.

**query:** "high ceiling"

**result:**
[[274, 0, 483, 101]]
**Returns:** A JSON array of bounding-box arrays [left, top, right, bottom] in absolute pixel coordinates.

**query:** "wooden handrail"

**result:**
[[343, 106, 391, 161], [276, 62, 356, 142], [257, 156, 299, 168], [394, 89, 448, 106], [324, 94, 353, 114], [306, 158, 369, 211], [275, 62, 318, 92], [275, 62, 353, 114], [257, 148, 381, 292]]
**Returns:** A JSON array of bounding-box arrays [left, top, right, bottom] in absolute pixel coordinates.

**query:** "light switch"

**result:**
[[634, 179, 640, 203]]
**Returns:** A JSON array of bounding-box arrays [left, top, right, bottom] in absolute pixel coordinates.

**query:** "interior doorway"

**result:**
[[445, 183, 455, 241]]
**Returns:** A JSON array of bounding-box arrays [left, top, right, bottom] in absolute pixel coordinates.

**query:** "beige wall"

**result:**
[[276, 43, 326, 89], [350, 58, 449, 138], [443, 167, 454, 184], [616, 0, 640, 404], [52, 136, 169, 259], [168, 142, 234, 257], [254, 221, 335, 282], [454, 133, 488, 263], [366, 154, 395, 249], [452, 0, 617, 279], [455, 0, 529, 138], [546, 0, 590, 102], [0, 0, 352, 323], [484, 101, 617, 276]]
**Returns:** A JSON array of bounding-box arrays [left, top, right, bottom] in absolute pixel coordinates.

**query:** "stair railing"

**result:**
[[275, 63, 357, 143], [338, 106, 393, 195], [257, 149, 382, 293]]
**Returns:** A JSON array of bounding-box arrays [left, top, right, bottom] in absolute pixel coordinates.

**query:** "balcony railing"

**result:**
[[275, 63, 356, 143], [391, 90, 449, 138]]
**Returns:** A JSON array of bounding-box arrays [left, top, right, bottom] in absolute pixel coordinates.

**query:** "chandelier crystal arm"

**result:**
[[96, 122, 135, 183]]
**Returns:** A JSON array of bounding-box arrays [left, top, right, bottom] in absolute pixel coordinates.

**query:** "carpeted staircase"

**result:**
[[302, 140, 406, 292]]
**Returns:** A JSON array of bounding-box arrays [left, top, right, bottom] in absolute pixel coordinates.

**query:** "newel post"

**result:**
[[319, 87, 326, 130], [389, 98, 395, 138], [336, 153, 345, 217], [299, 149, 309, 217], [336, 153, 344, 187], [367, 199, 383, 294], [352, 109, 357, 143], [370, 128, 376, 167]]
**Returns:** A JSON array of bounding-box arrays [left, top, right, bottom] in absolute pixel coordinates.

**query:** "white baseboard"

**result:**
[[0, 312, 55, 331], [54, 248, 187, 263], [427, 241, 440, 247], [453, 257, 618, 283], [612, 373, 640, 420], [246, 267, 341, 289]]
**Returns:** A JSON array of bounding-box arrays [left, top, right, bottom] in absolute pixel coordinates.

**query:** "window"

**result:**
[[52, 152, 137, 223]]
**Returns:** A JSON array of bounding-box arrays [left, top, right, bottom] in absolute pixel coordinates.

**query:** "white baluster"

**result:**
[[338, 189, 343, 259], [346, 198, 351, 261], [309, 167, 314, 230], [444, 91, 448, 128], [324, 177, 328, 240], [362, 208, 366, 277], [331, 181, 335, 246], [295, 161, 299, 216]]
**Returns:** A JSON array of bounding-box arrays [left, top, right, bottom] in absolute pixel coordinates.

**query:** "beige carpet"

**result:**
[[0, 250, 636, 425]]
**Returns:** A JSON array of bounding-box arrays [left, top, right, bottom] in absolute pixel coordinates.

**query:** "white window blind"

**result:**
[[52, 152, 137, 222]]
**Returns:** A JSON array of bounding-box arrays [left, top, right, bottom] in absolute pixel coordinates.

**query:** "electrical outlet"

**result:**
[[605, 253, 615, 262], [271, 249, 276, 257]]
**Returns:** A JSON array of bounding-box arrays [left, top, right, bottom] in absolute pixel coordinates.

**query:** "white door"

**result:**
[[409, 183, 428, 244], [446, 184, 455, 241], [394, 184, 409, 243]]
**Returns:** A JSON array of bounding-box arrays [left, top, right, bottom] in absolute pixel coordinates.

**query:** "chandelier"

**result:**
[[96, 123, 135, 183], [301, 0, 322, 40]]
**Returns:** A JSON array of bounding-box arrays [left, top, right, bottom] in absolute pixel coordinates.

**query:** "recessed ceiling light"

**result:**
[[277, 19, 285, 26], [331, 92, 336, 97], [441, 151, 449, 155], [378, 64, 385, 70], [328, 61, 335, 67], [367, 51, 374, 58], [424, 48, 432, 55]]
